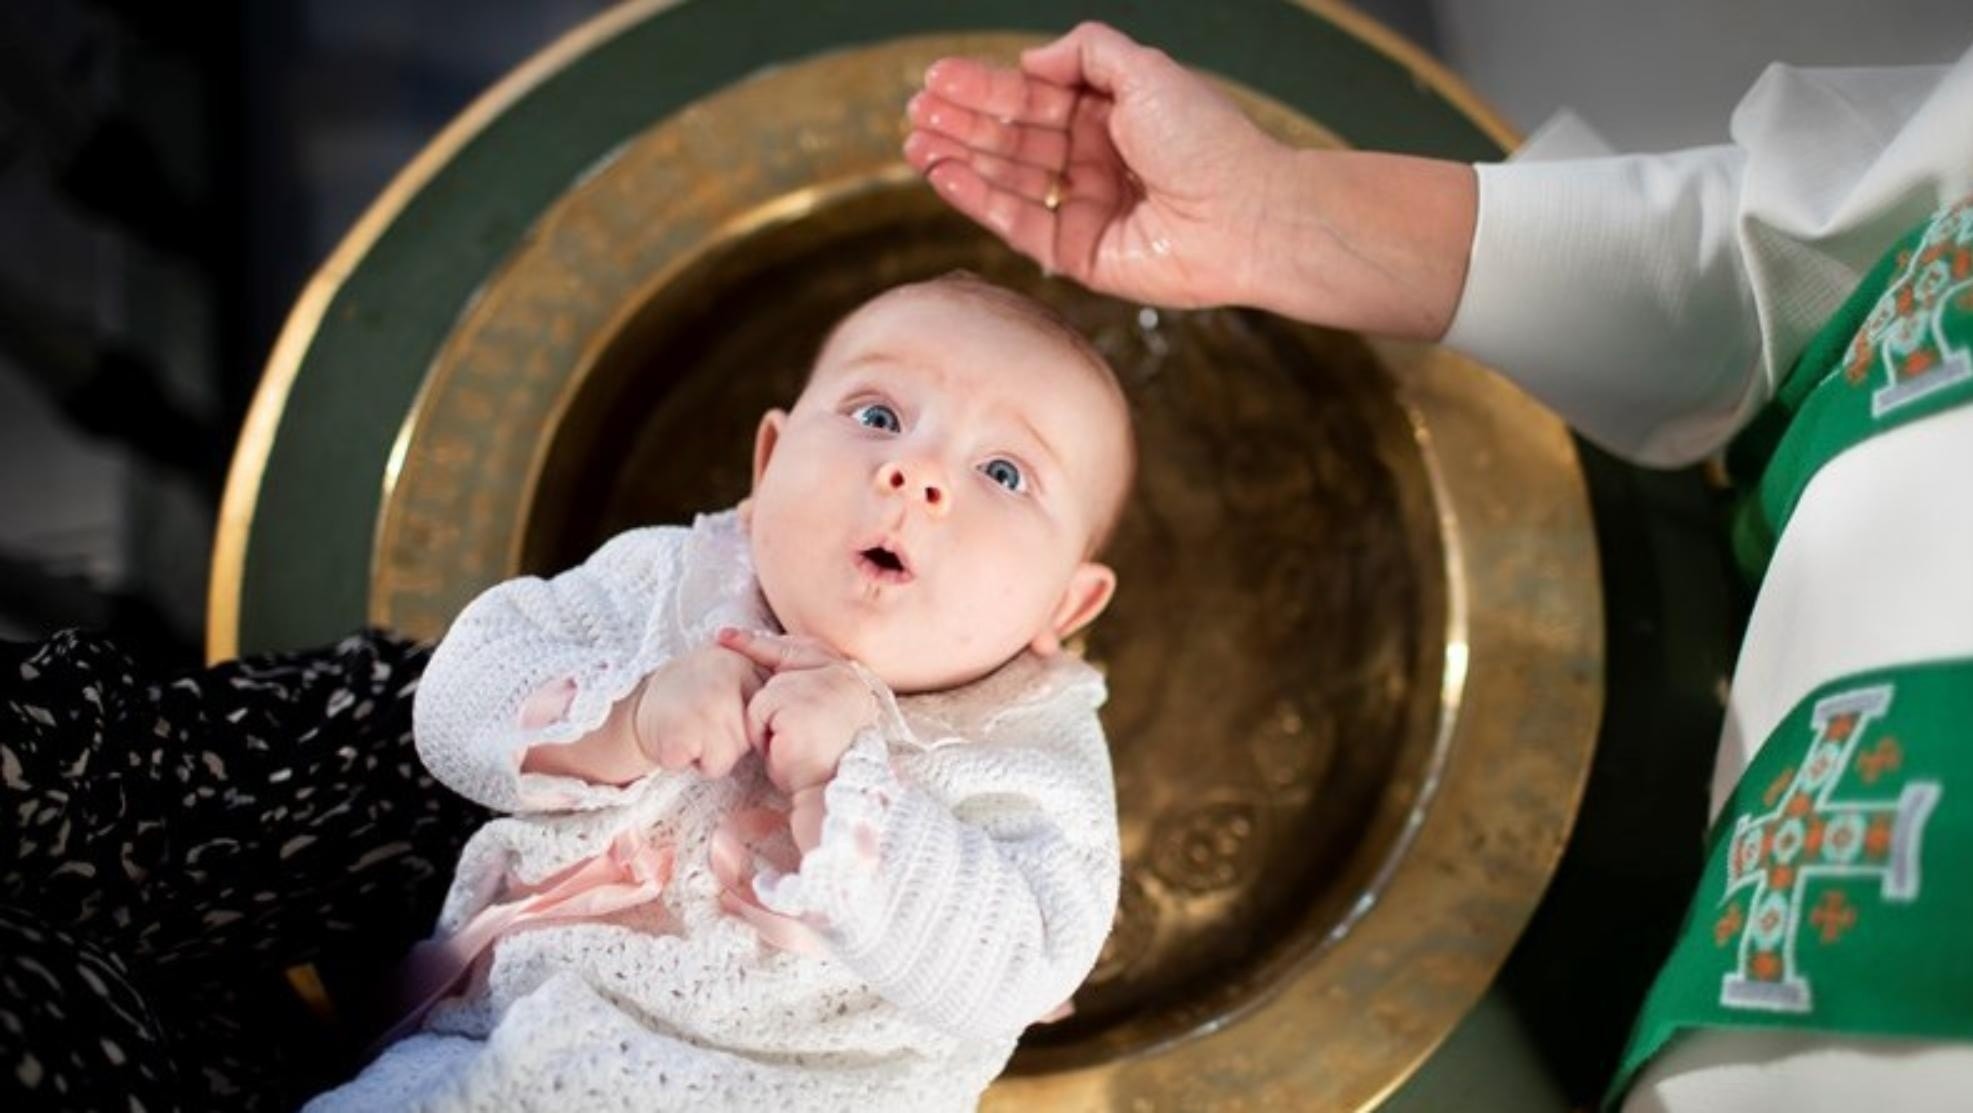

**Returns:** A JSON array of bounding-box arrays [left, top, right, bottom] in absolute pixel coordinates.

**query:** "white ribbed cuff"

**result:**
[[1445, 149, 1765, 466]]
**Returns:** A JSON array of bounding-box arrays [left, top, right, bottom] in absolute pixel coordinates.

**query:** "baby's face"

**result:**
[[746, 284, 1129, 693]]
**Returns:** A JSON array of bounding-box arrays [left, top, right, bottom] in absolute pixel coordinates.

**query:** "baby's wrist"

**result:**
[[786, 766, 835, 801], [789, 780, 831, 852], [624, 675, 661, 767]]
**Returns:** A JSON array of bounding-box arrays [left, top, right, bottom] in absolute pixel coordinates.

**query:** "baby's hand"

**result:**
[[630, 644, 764, 778], [717, 628, 879, 795]]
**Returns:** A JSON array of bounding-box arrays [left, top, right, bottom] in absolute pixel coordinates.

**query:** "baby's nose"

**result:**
[[875, 460, 949, 518]]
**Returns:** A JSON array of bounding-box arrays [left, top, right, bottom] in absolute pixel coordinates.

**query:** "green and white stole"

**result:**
[[1610, 195, 1973, 1102]]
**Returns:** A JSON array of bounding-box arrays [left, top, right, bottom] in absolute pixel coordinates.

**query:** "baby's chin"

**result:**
[[867, 652, 1017, 695], [781, 611, 1025, 694]]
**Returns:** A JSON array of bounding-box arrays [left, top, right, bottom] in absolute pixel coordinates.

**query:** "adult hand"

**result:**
[[904, 21, 1285, 311], [905, 21, 1478, 340], [717, 628, 880, 796]]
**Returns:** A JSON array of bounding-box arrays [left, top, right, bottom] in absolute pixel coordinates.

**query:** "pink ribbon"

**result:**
[[380, 829, 674, 1047], [707, 806, 830, 956]]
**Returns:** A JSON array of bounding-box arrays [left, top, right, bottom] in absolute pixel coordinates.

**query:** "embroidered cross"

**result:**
[[1717, 684, 1942, 1013], [1856, 198, 1973, 417]]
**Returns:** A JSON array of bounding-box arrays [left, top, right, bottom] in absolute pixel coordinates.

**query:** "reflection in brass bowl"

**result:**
[[354, 28, 1598, 1113]]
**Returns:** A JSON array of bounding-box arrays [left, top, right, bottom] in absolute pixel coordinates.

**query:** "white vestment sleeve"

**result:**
[[1445, 51, 1972, 466]]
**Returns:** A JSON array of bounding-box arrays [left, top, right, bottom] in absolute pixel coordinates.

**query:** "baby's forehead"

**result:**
[[826, 283, 1060, 356], [814, 284, 1108, 396]]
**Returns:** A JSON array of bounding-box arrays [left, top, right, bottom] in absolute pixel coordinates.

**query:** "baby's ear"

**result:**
[[1031, 562, 1117, 656], [751, 410, 787, 490]]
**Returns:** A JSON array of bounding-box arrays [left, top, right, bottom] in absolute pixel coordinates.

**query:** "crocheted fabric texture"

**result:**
[[305, 511, 1120, 1112]]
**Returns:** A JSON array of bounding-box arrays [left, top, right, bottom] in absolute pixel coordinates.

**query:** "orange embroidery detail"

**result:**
[[1804, 817, 1826, 856], [1903, 349, 1938, 378], [1896, 287, 1915, 315], [1785, 792, 1812, 818], [1770, 864, 1796, 890], [1715, 902, 1745, 947], [1857, 736, 1903, 784], [1764, 767, 1796, 807], [1809, 890, 1858, 944], [1751, 951, 1783, 981], [1827, 715, 1856, 742], [1955, 249, 1971, 279], [1865, 816, 1894, 857]]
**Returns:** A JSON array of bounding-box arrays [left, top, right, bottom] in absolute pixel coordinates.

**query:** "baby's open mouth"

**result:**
[[856, 544, 913, 583]]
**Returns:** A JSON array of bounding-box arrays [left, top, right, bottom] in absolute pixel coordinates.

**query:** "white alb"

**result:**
[[1446, 45, 1973, 1113]]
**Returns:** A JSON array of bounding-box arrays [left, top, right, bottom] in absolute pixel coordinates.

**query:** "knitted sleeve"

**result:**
[[751, 674, 1121, 1042], [412, 526, 689, 814]]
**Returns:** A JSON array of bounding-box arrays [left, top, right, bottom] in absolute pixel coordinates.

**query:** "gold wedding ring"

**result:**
[[1042, 172, 1063, 212]]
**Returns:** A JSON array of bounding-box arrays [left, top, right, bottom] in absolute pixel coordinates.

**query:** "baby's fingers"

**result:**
[[717, 628, 841, 673], [653, 727, 698, 772], [744, 673, 794, 755], [696, 716, 751, 779]]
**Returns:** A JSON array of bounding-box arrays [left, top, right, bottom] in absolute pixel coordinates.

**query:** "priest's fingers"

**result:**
[[923, 159, 1060, 270], [922, 56, 1077, 129], [1019, 21, 1148, 96], [904, 130, 1058, 206], [907, 89, 1069, 171]]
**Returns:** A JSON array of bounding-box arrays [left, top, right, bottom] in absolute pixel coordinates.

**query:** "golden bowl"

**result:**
[[214, 9, 1603, 1110]]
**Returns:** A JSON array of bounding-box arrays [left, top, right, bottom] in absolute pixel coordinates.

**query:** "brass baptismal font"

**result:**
[[214, 7, 1608, 1109]]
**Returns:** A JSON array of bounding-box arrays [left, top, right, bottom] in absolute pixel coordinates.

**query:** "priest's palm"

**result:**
[[903, 21, 1288, 310]]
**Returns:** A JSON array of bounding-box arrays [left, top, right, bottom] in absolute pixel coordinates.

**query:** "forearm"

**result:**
[[1243, 148, 1477, 341], [517, 676, 652, 785]]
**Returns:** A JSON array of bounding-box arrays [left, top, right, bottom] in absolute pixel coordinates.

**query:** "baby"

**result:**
[[306, 272, 1134, 1112]]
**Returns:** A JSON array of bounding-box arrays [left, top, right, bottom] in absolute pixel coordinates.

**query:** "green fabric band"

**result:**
[[1608, 656, 1973, 1104], [1730, 199, 1973, 581]]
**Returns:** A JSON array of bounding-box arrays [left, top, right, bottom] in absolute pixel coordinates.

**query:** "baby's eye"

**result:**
[[852, 403, 901, 433], [980, 458, 1025, 493]]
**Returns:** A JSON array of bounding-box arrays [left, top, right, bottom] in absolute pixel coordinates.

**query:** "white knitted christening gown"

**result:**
[[303, 510, 1120, 1113]]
